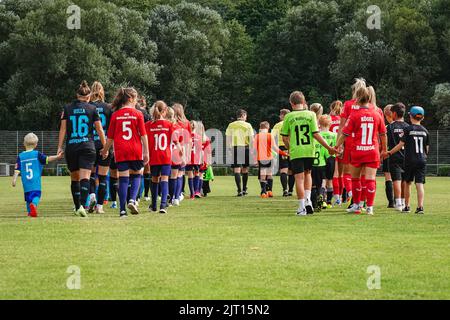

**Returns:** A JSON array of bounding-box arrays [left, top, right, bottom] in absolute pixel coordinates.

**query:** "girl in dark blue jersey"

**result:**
[[57, 81, 107, 217]]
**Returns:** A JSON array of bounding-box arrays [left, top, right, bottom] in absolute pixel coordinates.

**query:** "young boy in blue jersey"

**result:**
[[12, 133, 63, 217]]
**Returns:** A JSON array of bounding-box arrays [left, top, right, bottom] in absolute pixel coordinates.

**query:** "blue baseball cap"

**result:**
[[410, 106, 425, 118]]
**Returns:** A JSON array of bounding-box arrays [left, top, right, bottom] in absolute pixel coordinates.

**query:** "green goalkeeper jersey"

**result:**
[[280, 110, 319, 160], [313, 131, 336, 167]]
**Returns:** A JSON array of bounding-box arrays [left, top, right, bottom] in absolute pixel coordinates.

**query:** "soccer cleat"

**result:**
[[76, 207, 88, 218], [267, 191, 273, 198], [190, 195, 195, 200], [173, 199, 180, 207], [148, 206, 157, 213], [88, 197, 97, 213], [144, 197, 151, 202], [288, 192, 293, 197], [346, 204, 361, 214], [242, 190, 248, 196], [96, 205, 105, 214], [305, 204, 314, 215], [159, 208, 167, 214], [394, 205, 404, 212], [194, 192, 202, 199], [366, 207, 374, 215], [120, 211, 128, 219], [29, 204, 38, 218], [110, 201, 117, 209], [283, 191, 289, 197], [297, 209, 307, 216], [402, 206, 411, 214], [127, 202, 139, 215], [260, 193, 268, 199], [415, 207, 424, 215], [387, 203, 395, 209], [237, 192, 244, 197]]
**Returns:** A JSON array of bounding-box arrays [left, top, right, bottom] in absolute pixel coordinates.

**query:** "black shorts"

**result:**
[[116, 160, 144, 172], [404, 162, 426, 184], [382, 157, 390, 173], [325, 157, 335, 180], [258, 160, 272, 168], [95, 147, 112, 167], [109, 154, 117, 170], [279, 146, 290, 170], [312, 166, 325, 188], [389, 161, 405, 182], [186, 165, 200, 171], [65, 148, 96, 172], [291, 158, 314, 175], [231, 146, 250, 168]]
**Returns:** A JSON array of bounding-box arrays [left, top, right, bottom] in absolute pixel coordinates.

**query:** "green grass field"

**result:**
[[0, 176, 449, 300]]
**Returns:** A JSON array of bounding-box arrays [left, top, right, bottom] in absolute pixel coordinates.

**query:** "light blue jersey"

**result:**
[[15, 150, 48, 193]]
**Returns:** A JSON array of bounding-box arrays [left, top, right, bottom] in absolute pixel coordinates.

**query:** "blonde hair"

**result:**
[[330, 100, 343, 116], [152, 100, 168, 120], [355, 87, 370, 105], [280, 109, 290, 117], [91, 81, 105, 102], [112, 87, 138, 110], [289, 91, 306, 106], [166, 107, 176, 123], [319, 115, 332, 128], [196, 121, 207, 142], [310, 103, 323, 118], [384, 104, 393, 118], [368, 86, 377, 106], [259, 121, 270, 129], [173, 103, 188, 123], [351, 78, 366, 99], [24, 133, 38, 148]]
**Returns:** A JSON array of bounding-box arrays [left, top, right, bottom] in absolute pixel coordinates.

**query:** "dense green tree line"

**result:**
[[0, 0, 449, 130]]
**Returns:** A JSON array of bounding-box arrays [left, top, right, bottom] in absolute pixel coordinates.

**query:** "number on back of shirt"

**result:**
[[25, 163, 33, 180], [414, 137, 424, 154], [154, 134, 168, 151], [361, 123, 374, 145], [122, 121, 132, 140], [70, 115, 89, 138], [294, 125, 311, 146]]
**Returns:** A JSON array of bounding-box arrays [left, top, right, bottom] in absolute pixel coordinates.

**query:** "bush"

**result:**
[[437, 166, 450, 176]]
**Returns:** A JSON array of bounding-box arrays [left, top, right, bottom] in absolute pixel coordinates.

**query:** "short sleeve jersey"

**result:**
[[321, 131, 337, 159], [255, 132, 275, 161], [272, 121, 285, 147], [280, 110, 319, 159], [343, 107, 386, 164], [225, 121, 254, 147], [330, 115, 341, 135], [387, 121, 410, 163], [91, 101, 112, 149], [401, 124, 430, 165], [146, 119, 174, 166], [190, 133, 203, 165], [107, 107, 147, 163], [15, 150, 48, 193], [61, 100, 100, 152]]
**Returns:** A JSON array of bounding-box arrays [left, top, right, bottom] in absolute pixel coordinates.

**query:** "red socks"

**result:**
[[360, 175, 367, 203], [365, 179, 376, 207], [344, 174, 352, 195], [332, 177, 341, 196], [351, 178, 361, 205]]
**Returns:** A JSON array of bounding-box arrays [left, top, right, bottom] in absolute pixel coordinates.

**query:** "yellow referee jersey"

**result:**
[[225, 120, 254, 147]]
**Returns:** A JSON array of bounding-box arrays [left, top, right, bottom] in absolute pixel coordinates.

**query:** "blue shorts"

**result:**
[[186, 165, 200, 172], [117, 160, 144, 172], [24, 191, 41, 203], [151, 165, 171, 177], [171, 165, 182, 170]]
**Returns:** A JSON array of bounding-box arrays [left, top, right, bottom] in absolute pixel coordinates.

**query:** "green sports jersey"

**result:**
[[280, 110, 319, 159], [313, 131, 336, 167], [321, 131, 337, 159]]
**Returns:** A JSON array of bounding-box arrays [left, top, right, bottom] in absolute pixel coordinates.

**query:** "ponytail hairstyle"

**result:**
[[368, 86, 377, 106], [173, 103, 188, 124], [351, 78, 366, 100], [166, 107, 176, 123], [90, 81, 105, 102], [196, 121, 207, 142], [310, 103, 324, 118], [330, 100, 343, 116], [112, 87, 138, 111], [355, 87, 370, 106], [152, 100, 168, 121], [77, 80, 91, 98]]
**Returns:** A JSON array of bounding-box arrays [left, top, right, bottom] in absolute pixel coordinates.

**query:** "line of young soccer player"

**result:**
[[12, 78, 430, 217]]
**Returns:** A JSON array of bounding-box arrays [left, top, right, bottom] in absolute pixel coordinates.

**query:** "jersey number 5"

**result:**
[[25, 163, 33, 180], [122, 121, 132, 141], [294, 125, 310, 146]]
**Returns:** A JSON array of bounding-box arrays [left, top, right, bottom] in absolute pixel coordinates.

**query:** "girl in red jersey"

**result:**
[[145, 101, 179, 214], [329, 100, 344, 205], [338, 78, 367, 206], [187, 120, 204, 199], [166, 107, 183, 206], [335, 87, 388, 215], [195, 121, 210, 197], [100, 88, 149, 218], [173, 103, 192, 201]]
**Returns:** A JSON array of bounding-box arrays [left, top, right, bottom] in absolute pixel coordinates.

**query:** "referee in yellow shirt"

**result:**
[[226, 109, 254, 196], [272, 108, 294, 197]]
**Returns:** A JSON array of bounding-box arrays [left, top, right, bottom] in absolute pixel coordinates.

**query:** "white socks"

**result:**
[[298, 199, 306, 211], [305, 190, 311, 203]]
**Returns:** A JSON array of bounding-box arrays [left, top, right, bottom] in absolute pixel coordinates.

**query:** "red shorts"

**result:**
[[350, 161, 380, 169]]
